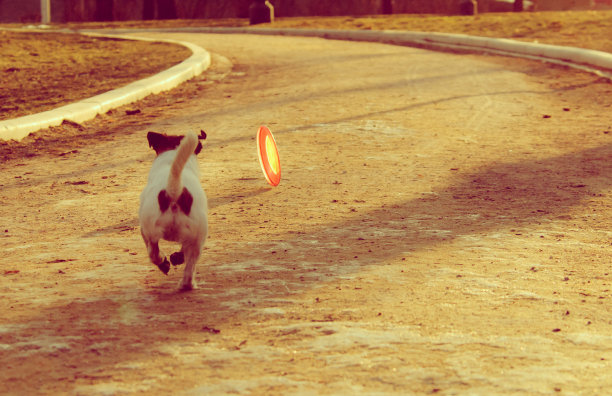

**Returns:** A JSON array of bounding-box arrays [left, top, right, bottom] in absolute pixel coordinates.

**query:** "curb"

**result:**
[[3, 26, 611, 141], [185, 27, 612, 79], [0, 32, 211, 141]]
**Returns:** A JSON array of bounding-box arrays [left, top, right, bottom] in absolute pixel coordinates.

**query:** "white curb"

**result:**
[[0, 33, 211, 141], [3, 26, 610, 141], [184, 26, 612, 78]]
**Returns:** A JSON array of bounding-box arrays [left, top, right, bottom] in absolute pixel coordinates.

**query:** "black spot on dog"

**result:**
[[158, 188, 192, 215], [177, 188, 193, 215], [158, 190, 171, 213]]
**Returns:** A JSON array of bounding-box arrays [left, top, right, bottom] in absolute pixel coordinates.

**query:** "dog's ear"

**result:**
[[147, 132, 166, 154], [147, 131, 183, 155], [194, 130, 206, 155]]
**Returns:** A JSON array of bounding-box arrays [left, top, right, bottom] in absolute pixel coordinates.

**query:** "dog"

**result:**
[[139, 130, 208, 291]]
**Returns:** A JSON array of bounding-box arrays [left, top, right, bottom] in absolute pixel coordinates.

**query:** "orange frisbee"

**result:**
[[257, 126, 281, 186]]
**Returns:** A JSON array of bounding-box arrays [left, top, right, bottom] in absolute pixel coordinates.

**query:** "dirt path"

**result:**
[[1, 32, 611, 394]]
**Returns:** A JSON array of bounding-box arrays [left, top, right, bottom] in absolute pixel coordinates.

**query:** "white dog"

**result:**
[[139, 130, 208, 291]]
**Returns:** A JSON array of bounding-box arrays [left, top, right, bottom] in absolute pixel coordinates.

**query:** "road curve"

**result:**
[[1, 32, 610, 395]]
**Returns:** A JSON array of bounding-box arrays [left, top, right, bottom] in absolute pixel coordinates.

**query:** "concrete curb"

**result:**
[[3, 26, 611, 141], [184, 27, 612, 78], [0, 32, 211, 141]]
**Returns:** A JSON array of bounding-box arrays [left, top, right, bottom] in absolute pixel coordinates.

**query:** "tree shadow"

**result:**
[[333, 142, 612, 254], [3, 141, 610, 393]]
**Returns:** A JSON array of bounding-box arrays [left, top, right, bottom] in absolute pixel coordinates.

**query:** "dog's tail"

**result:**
[[167, 131, 198, 200]]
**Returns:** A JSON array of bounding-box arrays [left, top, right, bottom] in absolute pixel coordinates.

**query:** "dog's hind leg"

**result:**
[[178, 242, 201, 291]]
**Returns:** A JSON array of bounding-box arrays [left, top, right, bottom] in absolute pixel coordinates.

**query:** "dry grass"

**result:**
[[0, 30, 190, 120]]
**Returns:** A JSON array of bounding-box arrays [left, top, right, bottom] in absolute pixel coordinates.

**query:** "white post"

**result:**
[[40, 0, 51, 24]]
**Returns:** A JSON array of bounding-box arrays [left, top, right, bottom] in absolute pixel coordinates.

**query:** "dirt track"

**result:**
[[1, 32, 611, 394]]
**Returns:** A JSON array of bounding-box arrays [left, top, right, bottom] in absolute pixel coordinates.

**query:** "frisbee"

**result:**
[[256, 125, 281, 186]]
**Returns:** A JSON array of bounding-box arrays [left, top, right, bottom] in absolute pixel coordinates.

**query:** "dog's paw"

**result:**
[[157, 257, 171, 275], [179, 279, 197, 292], [170, 251, 185, 266]]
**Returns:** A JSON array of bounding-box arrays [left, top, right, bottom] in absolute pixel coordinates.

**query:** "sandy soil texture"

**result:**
[[1, 14, 612, 396]]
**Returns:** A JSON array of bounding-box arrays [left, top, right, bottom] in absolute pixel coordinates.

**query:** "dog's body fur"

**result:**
[[139, 131, 208, 291]]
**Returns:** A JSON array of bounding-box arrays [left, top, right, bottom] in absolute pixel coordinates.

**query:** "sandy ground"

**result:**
[[1, 30, 612, 394]]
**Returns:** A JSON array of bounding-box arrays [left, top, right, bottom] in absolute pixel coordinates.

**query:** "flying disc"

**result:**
[[256, 125, 281, 186]]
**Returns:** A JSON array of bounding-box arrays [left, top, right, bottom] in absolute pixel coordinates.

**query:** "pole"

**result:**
[[41, 0, 51, 24]]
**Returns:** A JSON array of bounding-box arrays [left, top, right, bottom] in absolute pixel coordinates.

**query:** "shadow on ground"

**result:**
[[4, 140, 610, 392]]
